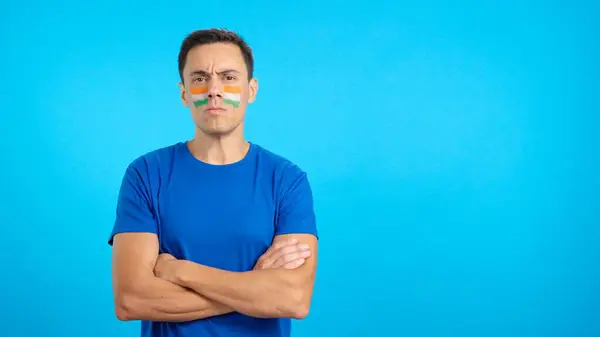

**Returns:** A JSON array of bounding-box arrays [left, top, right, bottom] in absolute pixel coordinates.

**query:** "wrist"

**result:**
[[173, 259, 194, 285]]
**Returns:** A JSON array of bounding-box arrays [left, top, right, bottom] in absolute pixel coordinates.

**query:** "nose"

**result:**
[[207, 79, 222, 99]]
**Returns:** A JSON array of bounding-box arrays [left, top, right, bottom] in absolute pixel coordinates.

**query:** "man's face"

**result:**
[[179, 43, 257, 136]]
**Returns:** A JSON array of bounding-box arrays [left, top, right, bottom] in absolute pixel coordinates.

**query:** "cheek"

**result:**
[[222, 85, 244, 108]]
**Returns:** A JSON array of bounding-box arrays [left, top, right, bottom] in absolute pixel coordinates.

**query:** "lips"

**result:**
[[204, 98, 227, 114], [205, 106, 226, 115]]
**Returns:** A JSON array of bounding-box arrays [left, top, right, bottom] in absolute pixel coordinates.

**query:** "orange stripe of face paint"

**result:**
[[190, 87, 208, 94], [190, 86, 241, 94], [223, 85, 242, 94]]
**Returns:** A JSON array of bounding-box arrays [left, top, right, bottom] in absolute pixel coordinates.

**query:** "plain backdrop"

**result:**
[[1, 0, 598, 336]]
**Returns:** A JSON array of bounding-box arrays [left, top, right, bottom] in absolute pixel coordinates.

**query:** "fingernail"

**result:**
[[300, 244, 309, 249], [302, 251, 311, 257], [290, 239, 299, 243]]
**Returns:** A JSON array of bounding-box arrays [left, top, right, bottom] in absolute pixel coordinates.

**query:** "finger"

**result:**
[[258, 238, 298, 261], [257, 239, 299, 266], [255, 239, 298, 269], [272, 250, 311, 269], [282, 258, 306, 269], [268, 238, 299, 256], [158, 253, 175, 260], [262, 244, 309, 269]]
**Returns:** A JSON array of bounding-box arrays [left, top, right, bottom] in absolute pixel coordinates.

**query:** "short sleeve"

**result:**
[[275, 169, 319, 239], [108, 160, 158, 245]]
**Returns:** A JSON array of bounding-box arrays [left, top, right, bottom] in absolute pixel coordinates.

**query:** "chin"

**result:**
[[197, 125, 237, 137]]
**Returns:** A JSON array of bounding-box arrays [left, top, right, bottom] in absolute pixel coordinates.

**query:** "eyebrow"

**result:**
[[189, 69, 240, 76]]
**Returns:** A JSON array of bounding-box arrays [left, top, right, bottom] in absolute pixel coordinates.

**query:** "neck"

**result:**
[[188, 129, 250, 165]]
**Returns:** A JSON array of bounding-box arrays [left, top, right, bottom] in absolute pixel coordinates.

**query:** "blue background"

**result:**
[[1, 0, 598, 336]]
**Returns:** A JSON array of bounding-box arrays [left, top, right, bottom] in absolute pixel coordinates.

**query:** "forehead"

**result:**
[[184, 43, 247, 75]]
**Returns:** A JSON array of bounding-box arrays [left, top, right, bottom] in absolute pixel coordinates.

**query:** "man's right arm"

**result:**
[[112, 232, 233, 322]]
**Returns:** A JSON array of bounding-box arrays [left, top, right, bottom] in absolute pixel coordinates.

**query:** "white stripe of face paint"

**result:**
[[193, 93, 238, 100], [192, 94, 208, 101], [223, 92, 241, 102]]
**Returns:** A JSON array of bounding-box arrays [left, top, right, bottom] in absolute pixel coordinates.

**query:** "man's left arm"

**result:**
[[159, 234, 317, 319], [155, 170, 319, 319]]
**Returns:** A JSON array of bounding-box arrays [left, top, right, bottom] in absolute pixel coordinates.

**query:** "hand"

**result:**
[[154, 253, 179, 282], [254, 238, 311, 270]]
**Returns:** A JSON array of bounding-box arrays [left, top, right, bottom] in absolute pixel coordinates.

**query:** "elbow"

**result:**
[[114, 293, 141, 321], [286, 288, 312, 320], [279, 273, 314, 319], [262, 271, 314, 319], [115, 306, 133, 321], [260, 288, 311, 319], [291, 304, 310, 320]]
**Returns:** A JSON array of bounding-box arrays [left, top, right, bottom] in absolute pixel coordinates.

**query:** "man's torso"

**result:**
[[135, 141, 295, 337]]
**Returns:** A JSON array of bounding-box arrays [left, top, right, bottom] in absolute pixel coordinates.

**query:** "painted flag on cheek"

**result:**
[[190, 86, 208, 108], [223, 85, 242, 108], [190, 86, 242, 108]]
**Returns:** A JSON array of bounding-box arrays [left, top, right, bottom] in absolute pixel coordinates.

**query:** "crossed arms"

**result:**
[[111, 232, 318, 322]]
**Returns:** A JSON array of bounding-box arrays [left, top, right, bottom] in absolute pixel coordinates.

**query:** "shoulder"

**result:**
[[122, 142, 183, 182], [127, 142, 181, 169], [254, 143, 307, 176], [252, 143, 312, 196]]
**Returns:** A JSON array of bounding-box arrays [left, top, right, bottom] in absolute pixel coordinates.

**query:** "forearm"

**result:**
[[173, 261, 309, 319], [116, 276, 233, 322]]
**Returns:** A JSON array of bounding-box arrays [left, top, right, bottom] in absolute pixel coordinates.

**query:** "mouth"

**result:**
[[205, 107, 226, 115]]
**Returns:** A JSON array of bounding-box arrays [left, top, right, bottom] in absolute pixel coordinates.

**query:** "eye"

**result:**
[[225, 75, 236, 81], [192, 77, 206, 83]]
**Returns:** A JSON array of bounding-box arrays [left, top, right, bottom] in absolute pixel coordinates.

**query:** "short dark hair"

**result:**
[[178, 28, 254, 83]]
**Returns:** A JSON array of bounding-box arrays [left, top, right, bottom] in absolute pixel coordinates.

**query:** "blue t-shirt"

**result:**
[[108, 141, 318, 337]]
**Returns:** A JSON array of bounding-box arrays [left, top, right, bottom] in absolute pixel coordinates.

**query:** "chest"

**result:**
[[155, 172, 276, 270]]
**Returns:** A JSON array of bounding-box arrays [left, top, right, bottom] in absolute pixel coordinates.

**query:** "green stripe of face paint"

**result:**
[[193, 99, 208, 108], [223, 98, 240, 108]]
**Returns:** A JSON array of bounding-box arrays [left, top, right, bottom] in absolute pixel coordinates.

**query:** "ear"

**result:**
[[179, 82, 189, 107], [247, 78, 258, 104]]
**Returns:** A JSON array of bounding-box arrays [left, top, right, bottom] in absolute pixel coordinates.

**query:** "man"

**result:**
[[108, 28, 319, 337]]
